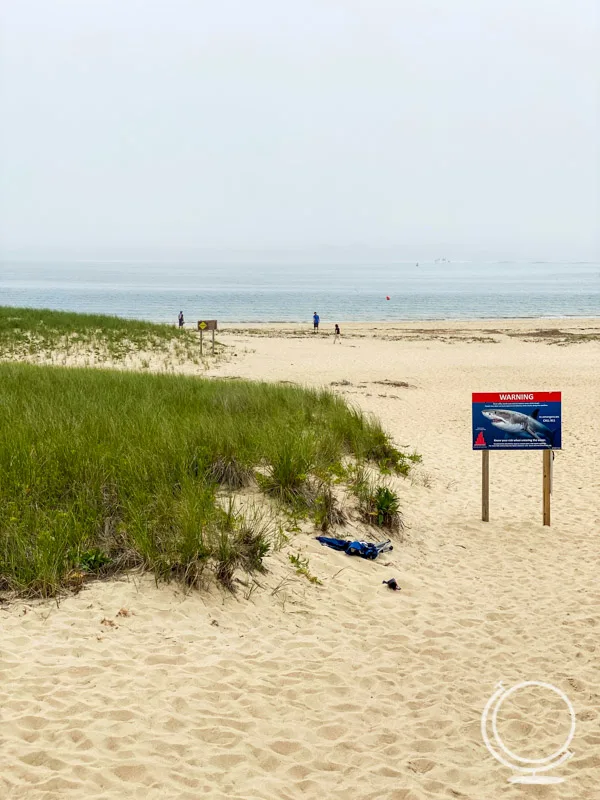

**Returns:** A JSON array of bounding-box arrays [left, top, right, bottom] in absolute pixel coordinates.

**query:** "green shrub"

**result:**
[[350, 467, 404, 532], [373, 486, 403, 530], [74, 548, 111, 573]]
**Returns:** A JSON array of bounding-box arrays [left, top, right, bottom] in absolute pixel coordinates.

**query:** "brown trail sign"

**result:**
[[197, 320, 218, 355]]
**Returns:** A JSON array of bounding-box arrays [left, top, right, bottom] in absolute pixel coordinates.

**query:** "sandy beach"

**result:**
[[2, 318, 599, 799]]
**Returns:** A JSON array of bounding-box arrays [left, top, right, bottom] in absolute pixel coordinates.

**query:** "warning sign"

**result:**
[[472, 392, 561, 450]]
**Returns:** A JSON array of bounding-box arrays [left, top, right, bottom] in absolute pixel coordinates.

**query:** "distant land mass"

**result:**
[[1, 243, 598, 264]]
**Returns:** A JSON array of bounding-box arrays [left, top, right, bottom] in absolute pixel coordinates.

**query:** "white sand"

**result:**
[[2, 319, 599, 799]]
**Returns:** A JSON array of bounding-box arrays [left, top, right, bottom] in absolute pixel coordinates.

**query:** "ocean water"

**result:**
[[1, 260, 599, 324]]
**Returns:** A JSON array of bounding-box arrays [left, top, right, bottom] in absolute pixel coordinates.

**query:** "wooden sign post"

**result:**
[[197, 320, 218, 355], [543, 450, 552, 526], [482, 450, 490, 522]]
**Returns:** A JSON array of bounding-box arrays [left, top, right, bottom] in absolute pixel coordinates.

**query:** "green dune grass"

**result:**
[[0, 306, 200, 362], [0, 362, 415, 598]]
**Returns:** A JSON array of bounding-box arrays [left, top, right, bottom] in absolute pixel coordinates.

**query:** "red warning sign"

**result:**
[[474, 431, 486, 446]]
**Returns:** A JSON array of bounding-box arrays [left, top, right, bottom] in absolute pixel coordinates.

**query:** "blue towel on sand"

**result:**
[[315, 536, 393, 560]]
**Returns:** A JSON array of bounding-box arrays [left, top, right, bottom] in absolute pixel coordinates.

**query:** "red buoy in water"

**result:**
[[386, 296, 390, 300]]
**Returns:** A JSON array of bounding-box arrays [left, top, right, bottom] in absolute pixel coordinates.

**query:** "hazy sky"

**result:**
[[1, 0, 598, 261]]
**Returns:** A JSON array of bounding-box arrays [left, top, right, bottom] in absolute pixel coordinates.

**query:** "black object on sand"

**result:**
[[382, 578, 400, 591]]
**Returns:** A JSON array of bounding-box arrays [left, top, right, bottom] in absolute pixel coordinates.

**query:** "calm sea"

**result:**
[[1, 261, 599, 324]]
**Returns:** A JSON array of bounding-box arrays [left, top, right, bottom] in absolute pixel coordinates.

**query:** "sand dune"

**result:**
[[2, 319, 599, 799]]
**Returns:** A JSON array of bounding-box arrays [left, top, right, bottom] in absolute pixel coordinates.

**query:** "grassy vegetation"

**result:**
[[350, 466, 405, 532], [288, 553, 322, 585], [0, 306, 204, 364], [506, 328, 600, 346], [0, 362, 413, 598], [313, 482, 348, 532]]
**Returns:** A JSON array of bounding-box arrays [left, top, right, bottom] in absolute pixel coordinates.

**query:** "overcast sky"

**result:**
[[0, 0, 598, 261]]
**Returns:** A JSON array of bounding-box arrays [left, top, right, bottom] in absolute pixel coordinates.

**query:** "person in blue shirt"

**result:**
[[313, 312, 320, 333]]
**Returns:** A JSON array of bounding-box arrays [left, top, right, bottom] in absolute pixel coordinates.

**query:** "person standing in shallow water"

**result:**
[[333, 323, 341, 343], [313, 311, 320, 333], [178, 311, 184, 329]]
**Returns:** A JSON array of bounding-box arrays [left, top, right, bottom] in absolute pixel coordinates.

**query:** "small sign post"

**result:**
[[482, 449, 490, 522], [197, 320, 218, 356], [472, 392, 562, 526], [543, 450, 552, 526]]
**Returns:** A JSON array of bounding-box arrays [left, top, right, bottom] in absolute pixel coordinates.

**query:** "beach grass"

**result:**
[[0, 306, 202, 364], [0, 362, 414, 598]]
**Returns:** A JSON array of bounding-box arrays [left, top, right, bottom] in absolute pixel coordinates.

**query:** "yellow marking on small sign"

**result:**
[[199, 321, 207, 330]]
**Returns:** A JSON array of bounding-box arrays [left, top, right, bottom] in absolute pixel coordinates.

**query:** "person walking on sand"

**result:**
[[178, 311, 184, 329], [313, 311, 320, 333], [333, 323, 341, 343]]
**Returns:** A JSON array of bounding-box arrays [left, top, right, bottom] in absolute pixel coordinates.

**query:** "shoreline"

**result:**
[[3, 304, 600, 329], [212, 316, 600, 329]]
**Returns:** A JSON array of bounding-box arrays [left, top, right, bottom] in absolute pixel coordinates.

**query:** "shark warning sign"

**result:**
[[472, 392, 561, 450]]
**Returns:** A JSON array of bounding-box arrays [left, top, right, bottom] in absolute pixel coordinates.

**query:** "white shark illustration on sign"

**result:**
[[481, 408, 555, 445]]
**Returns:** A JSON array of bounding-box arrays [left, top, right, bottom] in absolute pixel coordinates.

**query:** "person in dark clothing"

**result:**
[[333, 323, 340, 343], [178, 311, 184, 329], [313, 312, 320, 332]]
